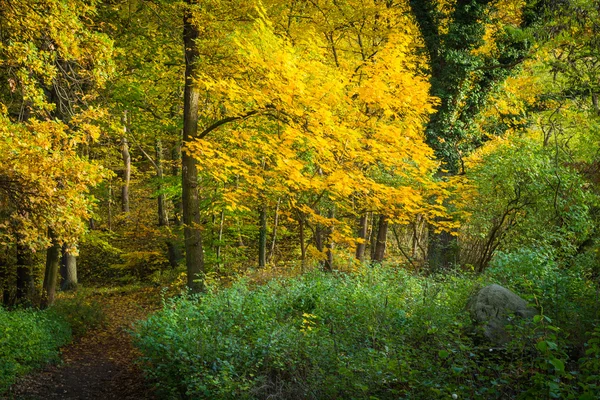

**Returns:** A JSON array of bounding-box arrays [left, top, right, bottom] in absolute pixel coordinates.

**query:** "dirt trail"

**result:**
[[5, 286, 161, 400]]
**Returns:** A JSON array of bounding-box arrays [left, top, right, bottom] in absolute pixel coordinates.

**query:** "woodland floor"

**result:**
[[4, 286, 162, 400]]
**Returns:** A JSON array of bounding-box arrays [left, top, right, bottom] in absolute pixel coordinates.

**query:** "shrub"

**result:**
[[134, 263, 600, 399], [0, 307, 71, 393], [134, 267, 483, 399]]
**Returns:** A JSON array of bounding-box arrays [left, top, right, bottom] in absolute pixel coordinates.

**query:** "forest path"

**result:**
[[6, 286, 162, 400]]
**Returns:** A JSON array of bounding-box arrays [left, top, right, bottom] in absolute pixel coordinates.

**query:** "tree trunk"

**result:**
[[16, 240, 34, 304], [427, 226, 456, 272], [107, 179, 113, 231], [258, 206, 267, 268], [323, 208, 335, 271], [0, 253, 9, 306], [216, 210, 225, 268], [268, 198, 280, 263], [355, 213, 368, 261], [372, 214, 389, 263], [42, 229, 61, 307], [60, 244, 78, 291], [369, 212, 378, 260], [121, 111, 131, 213], [299, 214, 306, 272], [182, 0, 204, 292], [156, 139, 169, 226]]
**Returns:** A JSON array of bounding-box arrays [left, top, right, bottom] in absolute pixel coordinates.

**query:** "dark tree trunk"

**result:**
[[258, 206, 267, 268], [298, 213, 306, 272], [182, 0, 204, 292], [268, 199, 280, 263], [42, 229, 61, 307], [369, 212, 378, 260], [60, 244, 78, 291], [323, 208, 335, 272], [427, 227, 456, 272], [16, 241, 34, 304], [107, 180, 113, 231], [121, 112, 131, 213], [156, 139, 169, 226], [372, 214, 389, 263], [355, 213, 368, 261], [0, 253, 9, 306]]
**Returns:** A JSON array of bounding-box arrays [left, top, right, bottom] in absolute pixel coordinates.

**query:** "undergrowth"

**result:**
[[0, 307, 71, 393], [134, 260, 599, 399]]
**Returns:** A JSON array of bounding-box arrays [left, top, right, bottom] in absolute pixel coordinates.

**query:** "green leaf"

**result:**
[[438, 350, 449, 359], [537, 341, 548, 352], [549, 357, 565, 373]]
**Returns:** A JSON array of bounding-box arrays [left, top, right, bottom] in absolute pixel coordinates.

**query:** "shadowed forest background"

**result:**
[[1, 0, 600, 398]]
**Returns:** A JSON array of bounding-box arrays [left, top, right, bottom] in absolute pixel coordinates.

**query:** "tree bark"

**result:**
[[0, 253, 9, 306], [258, 206, 267, 268], [298, 211, 306, 272], [268, 198, 280, 263], [107, 179, 113, 231], [42, 229, 61, 307], [121, 111, 131, 213], [323, 208, 335, 271], [182, 0, 204, 292], [156, 139, 169, 226], [369, 212, 378, 260], [60, 244, 78, 291], [355, 213, 368, 261], [372, 214, 389, 263], [16, 240, 34, 304], [427, 227, 456, 272], [216, 210, 225, 268]]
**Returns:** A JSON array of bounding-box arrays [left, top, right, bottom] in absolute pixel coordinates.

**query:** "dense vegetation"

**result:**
[[135, 261, 600, 399], [1, 0, 599, 398], [0, 307, 71, 391]]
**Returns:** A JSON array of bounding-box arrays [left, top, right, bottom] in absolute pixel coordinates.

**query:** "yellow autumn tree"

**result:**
[[0, 0, 114, 303], [183, 0, 450, 269]]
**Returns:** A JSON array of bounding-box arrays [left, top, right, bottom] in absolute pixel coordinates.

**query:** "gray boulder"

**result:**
[[467, 284, 537, 344]]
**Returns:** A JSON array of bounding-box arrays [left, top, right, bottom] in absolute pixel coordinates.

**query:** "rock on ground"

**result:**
[[467, 284, 537, 344]]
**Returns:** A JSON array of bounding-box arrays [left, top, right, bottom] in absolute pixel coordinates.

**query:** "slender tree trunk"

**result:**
[[298, 212, 306, 272], [182, 0, 204, 292], [258, 206, 267, 268], [121, 111, 131, 213], [0, 253, 9, 306], [60, 244, 78, 291], [323, 208, 335, 271], [369, 212, 378, 260], [156, 139, 169, 226], [355, 212, 368, 261], [268, 199, 280, 263], [16, 240, 34, 304], [107, 179, 113, 231], [216, 210, 225, 268], [372, 214, 389, 263], [42, 229, 61, 307]]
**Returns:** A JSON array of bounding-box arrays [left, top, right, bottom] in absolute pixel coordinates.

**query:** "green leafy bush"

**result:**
[[133, 267, 472, 399], [134, 265, 600, 399], [0, 307, 71, 393]]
